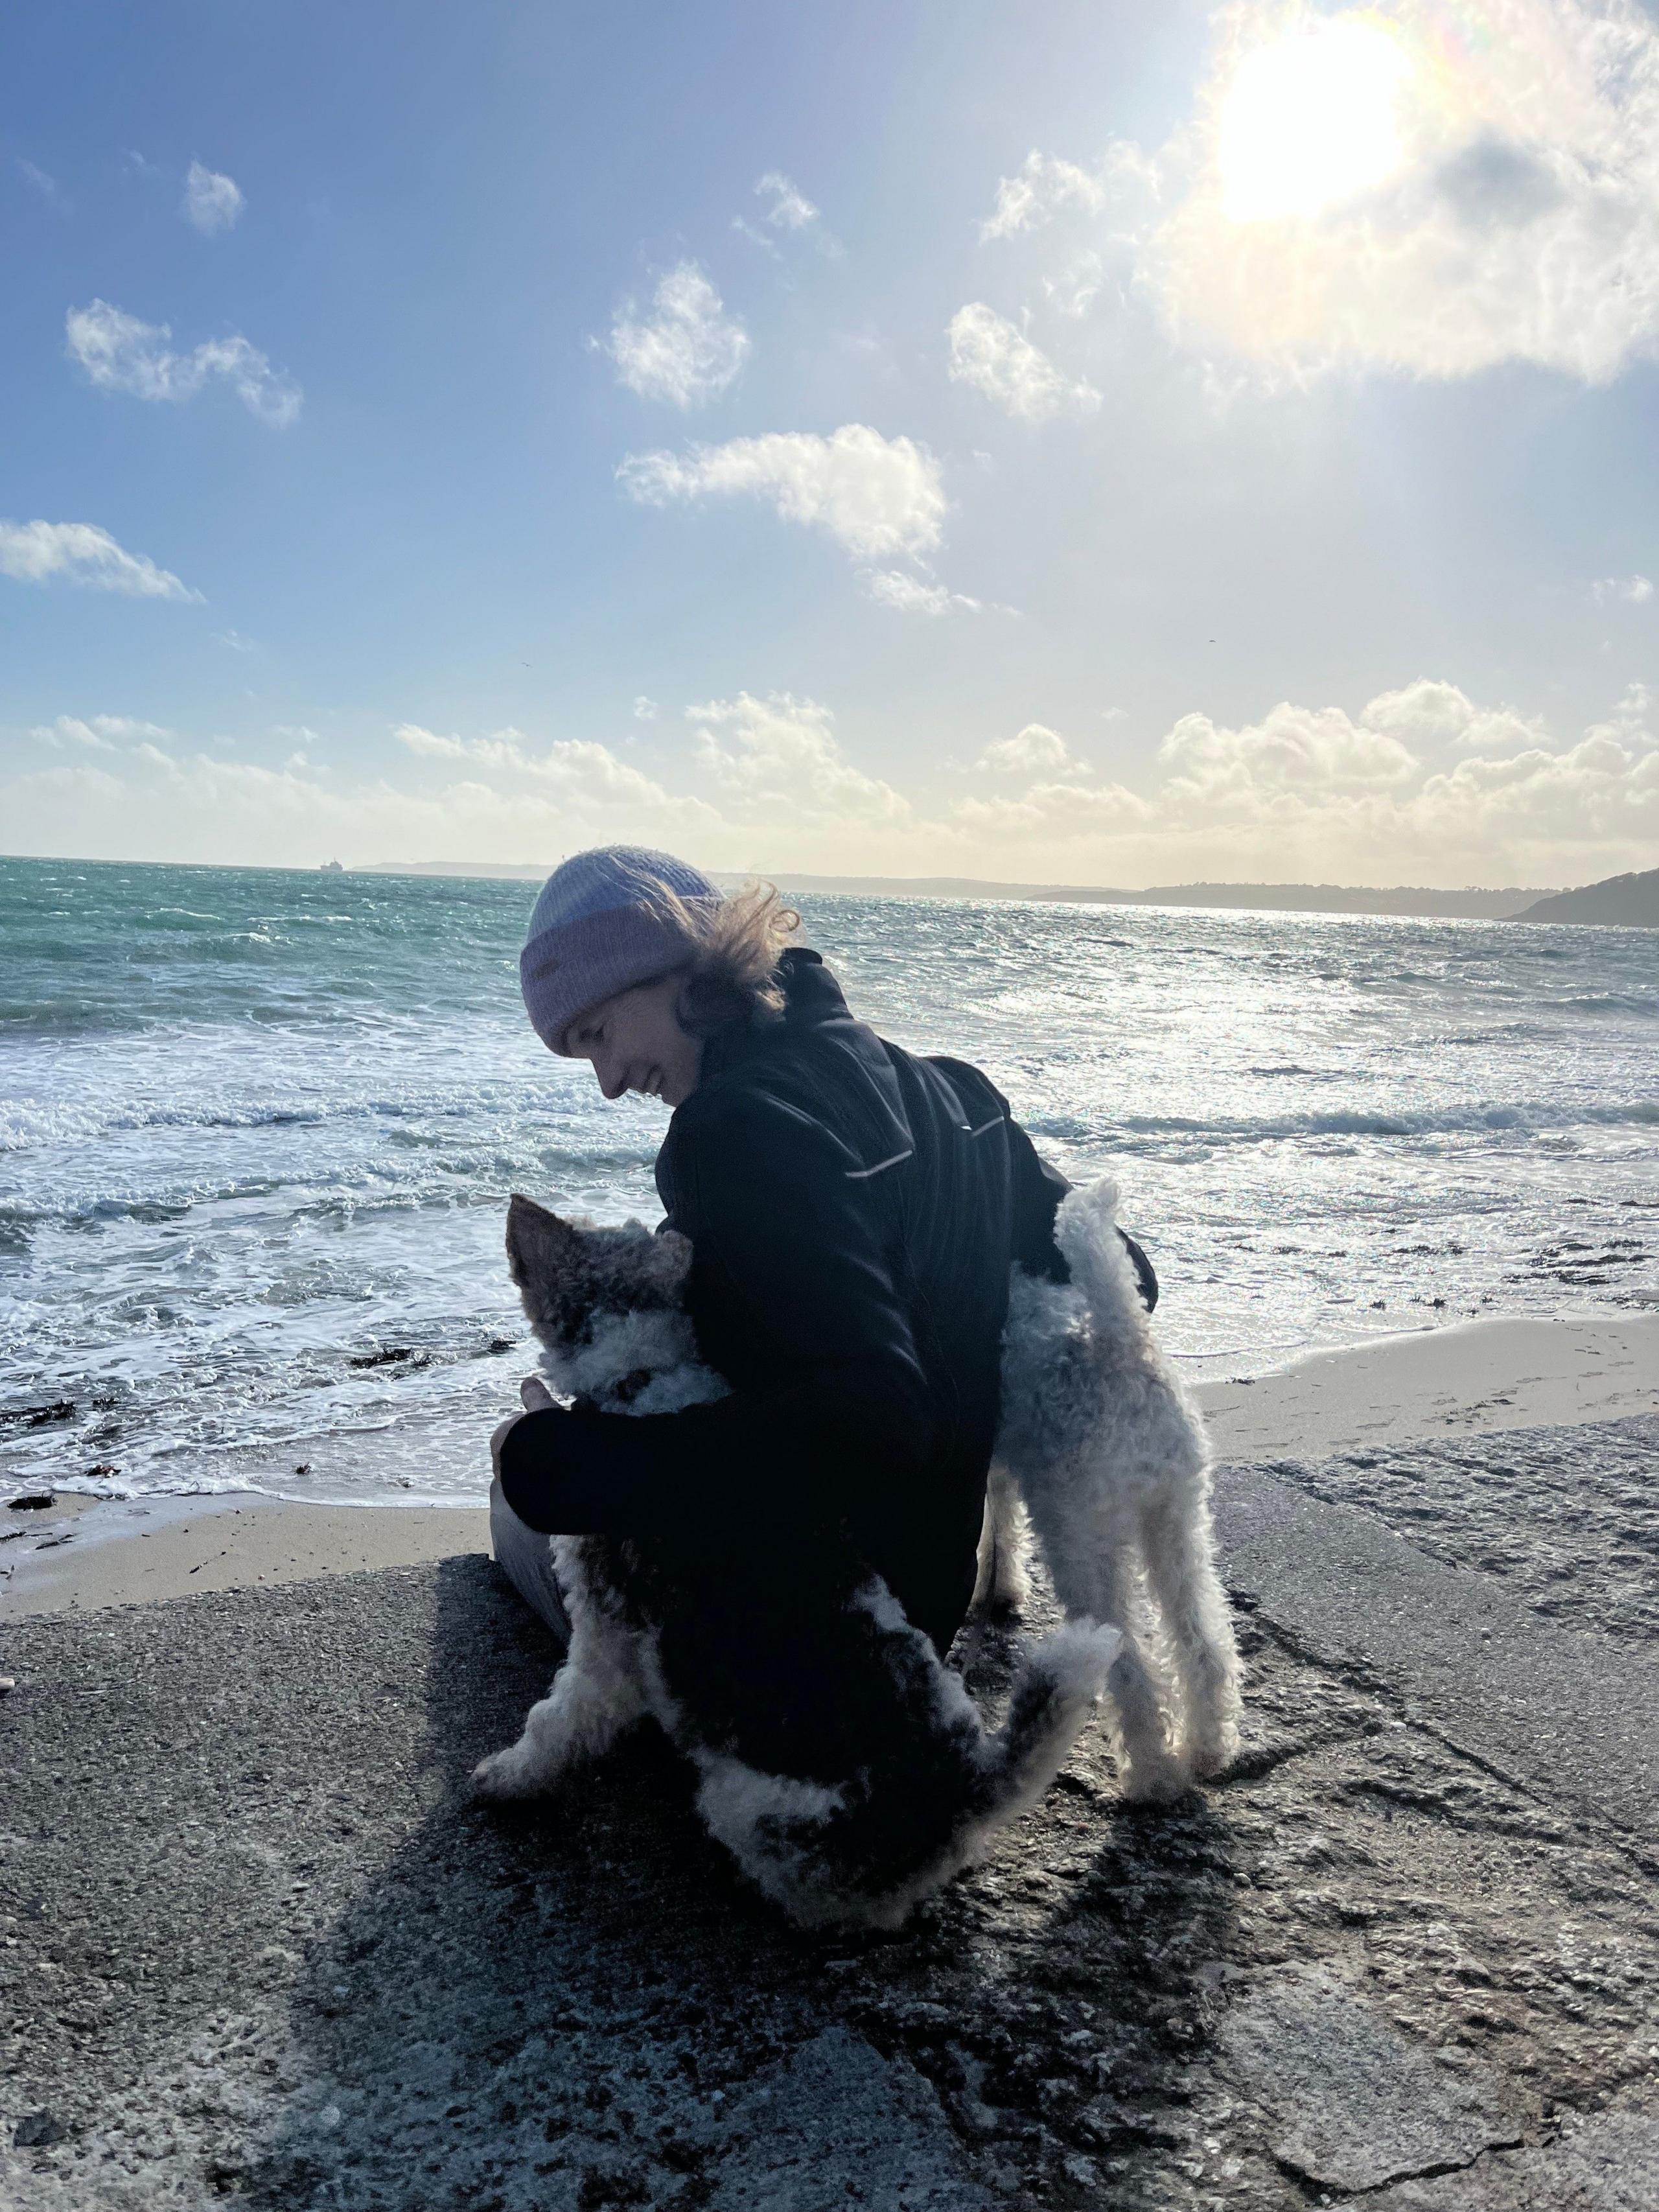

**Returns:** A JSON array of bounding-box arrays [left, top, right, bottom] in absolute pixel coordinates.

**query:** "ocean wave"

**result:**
[[1556, 993, 1659, 1018], [0, 1089, 500, 1152], [1111, 1099, 1659, 1147]]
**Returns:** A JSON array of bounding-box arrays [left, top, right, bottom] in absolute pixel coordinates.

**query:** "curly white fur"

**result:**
[[991, 1178, 1242, 1799]]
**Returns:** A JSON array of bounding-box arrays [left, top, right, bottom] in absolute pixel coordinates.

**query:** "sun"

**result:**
[[1217, 12, 1412, 223]]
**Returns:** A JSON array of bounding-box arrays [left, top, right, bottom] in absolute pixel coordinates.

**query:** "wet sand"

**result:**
[[6, 1310, 1658, 1621]]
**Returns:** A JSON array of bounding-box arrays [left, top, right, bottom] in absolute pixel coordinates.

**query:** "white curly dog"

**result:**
[[474, 1177, 1240, 1926]]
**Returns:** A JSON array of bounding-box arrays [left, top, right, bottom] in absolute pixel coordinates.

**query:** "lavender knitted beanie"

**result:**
[[519, 845, 722, 1053]]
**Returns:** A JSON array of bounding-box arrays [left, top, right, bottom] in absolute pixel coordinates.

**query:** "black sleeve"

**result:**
[[498, 1093, 938, 1539], [1006, 1114, 1073, 1282]]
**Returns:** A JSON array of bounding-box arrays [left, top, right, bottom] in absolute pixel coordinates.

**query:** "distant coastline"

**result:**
[[356, 859, 1560, 922], [7, 851, 1653, 925]]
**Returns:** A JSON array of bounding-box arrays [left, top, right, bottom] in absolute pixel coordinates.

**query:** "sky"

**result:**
[[4, 0, 1659, 890]]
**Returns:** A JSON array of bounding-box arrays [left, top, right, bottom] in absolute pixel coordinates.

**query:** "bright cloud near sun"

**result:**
[[987, 0, 1659, 383], [1214, 13, 1411, 222], [863, 570, 984, 617], [946, 303, 1101, 421], [975, 724, 1082, 775]]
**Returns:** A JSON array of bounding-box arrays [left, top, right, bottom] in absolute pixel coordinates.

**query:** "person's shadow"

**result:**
[[238, 1557, 1241, 2210], [237, 1553, 819, 2209]]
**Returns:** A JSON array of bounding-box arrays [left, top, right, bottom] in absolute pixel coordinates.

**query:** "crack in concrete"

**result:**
[[1242, 1606, 1659, 1881]]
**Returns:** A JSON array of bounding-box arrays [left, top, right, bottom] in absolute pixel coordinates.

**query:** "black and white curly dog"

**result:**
[[474, 1180, 1240, 1928]]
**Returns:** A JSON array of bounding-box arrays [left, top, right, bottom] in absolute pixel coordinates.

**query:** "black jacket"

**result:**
[[500, 949, 1152, 1652]]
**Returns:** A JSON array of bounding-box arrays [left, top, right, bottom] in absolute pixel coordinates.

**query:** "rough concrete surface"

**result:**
[[1214, 1964, 1522, 2189], [1252, 1414, 1659, 1643], [2, 1417, 1656, 2209], [1214, 1464, 1659, 1841]]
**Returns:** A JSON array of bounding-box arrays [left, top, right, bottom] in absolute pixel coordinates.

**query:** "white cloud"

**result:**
[[30, 714, 173, 752], [618, 424, 946, 559], [1358, 678, 1546, 753], [606, 264, 749, 408], [0, 518, 201, 601], [182, 160, 244, 235], [977, 723, 1080, 775], [953, 778, 1152, 839], [66, 300, 301, 426], [754, 171, 819, 230], [1157, 700, 1421, 803], [688, 693, 911, 828], [633, 695, 659, 721], [393, 721, 723, 822], [980, 151, 1109, 241], [30, 717, 111, 752], [1043, 250, 1107, 319], [1410, 727, 1659, 855], [393, 723, 470, 762], [17, 158, 64, 205], [948, 680, 1659, 878], [1592, 572, 1654, 603], [864, 570, 981, 617], [946, 303, 1100, 421], [1003, 0, 1659, 385]]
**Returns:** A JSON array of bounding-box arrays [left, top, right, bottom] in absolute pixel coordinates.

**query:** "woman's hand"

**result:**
[[490, 1374, 557, 1482]]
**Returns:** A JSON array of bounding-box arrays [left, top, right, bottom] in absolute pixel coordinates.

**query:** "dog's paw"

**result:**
[[471, 1745, 544, 1801], [1187, 1719, 1244, 1779], [1117, 1747, 1195, 1804]]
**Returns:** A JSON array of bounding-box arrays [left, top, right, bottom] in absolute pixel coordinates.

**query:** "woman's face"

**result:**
[[563, 972, 703, 1107]]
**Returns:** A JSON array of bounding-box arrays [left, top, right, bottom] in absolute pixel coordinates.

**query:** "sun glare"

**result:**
[[1218, 14, 1411, 223]]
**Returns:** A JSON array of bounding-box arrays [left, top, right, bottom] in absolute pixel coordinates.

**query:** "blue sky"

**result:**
[[5, 0, 1658, 886]]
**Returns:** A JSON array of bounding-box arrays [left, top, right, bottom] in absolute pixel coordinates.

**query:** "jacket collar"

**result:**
[[695, 947, 846, 1088]]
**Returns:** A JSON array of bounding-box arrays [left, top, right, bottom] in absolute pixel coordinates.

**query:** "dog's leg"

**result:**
[[1076, 1497, 1190, 1803], [971, 1465, 1030, 1618], [473, 1547, 648, 1799], [1138, 1480, 1242, 1776], [1012, 1446, 1187, 1802], [472, 1619, 646, 1799]]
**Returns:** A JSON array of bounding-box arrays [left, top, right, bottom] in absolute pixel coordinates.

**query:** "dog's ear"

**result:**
[[505, 1194, 588, 1296]]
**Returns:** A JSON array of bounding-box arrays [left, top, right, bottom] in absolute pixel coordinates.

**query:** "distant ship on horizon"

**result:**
[[319, 859, 344, 873]]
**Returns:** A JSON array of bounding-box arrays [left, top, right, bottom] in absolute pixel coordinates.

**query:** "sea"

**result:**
[[2, 854, 1655, 1509]]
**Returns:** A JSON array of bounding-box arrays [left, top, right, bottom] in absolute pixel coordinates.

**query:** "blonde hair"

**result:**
[[645, 878, 802, 1038]]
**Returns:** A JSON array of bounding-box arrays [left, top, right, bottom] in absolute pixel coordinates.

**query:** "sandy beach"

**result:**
[[6, 1309, 1657, 1621]]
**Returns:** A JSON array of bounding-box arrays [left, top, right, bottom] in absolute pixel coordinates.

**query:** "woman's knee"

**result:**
[[489, 1478, 572, 1646]]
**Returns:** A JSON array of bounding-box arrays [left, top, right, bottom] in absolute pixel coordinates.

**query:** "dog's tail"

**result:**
[[865, 1618, 1120, 1925], [1055, 1177, 1160, 1359], [693, 1620, 1117, 1931], [969, 1618, 1120, 1823]]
